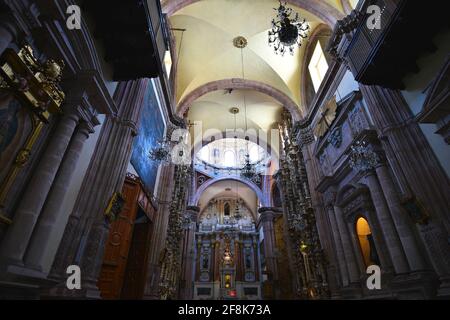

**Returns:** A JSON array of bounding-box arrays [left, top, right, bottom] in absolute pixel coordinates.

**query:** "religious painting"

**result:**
[[130, 83, 165, 195], [0, 91, 32, 181]]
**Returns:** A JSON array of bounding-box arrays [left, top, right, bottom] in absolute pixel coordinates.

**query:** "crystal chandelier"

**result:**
[[241, 154, 260, 184], [268, 1, 310, 55]]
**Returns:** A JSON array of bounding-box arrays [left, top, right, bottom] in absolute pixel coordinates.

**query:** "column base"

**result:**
[[339, 283, 363, 299], [41, 281, 102, 300], [390, 271, 439, 299], [436, 276, 450, 299], [0, 263, 56, 299]]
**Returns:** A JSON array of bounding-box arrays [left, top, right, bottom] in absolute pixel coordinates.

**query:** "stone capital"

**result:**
[[294, 119, 314, 148], [185, 206, 200, 222]]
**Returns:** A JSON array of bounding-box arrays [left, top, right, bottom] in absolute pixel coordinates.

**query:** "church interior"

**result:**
[[0, 0, 449, 300]]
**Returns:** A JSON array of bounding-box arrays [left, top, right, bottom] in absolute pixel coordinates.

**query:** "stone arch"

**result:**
[[162, 0, 344, 27], [271, 183, 282, 208], [177, 78, 302, 120], [335, 183, 370, 208], [193, 176, 269, 208]]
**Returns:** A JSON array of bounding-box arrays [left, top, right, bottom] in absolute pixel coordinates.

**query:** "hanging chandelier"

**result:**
[[149, 138, 171, 163], [268, 1, 310, 56], [241, 153, 260, 184]]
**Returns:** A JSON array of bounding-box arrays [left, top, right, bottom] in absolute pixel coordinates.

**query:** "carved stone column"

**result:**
[[47, 79, 149, 298], [0, 13, 17, 55], [179, 206, 199, 299], [324, 203, 349, 287], [333, 206, 360, 284], [358, 85, 450, 296], [258, 207, 280, 298], [375, 162, 427, 271], [24, 119, 95, 271], [0, 107, 80, 267], [349, 139, 409, 274], [359, 85, 450, 233]]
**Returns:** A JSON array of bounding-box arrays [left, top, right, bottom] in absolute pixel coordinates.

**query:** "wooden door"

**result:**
[[121, 209, 153, 299], [98, 179, 139, 299]]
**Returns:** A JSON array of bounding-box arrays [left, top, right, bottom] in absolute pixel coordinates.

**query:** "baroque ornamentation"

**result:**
[[327, 126, 342, 149], [0, 45, 65, 122], [104, 192, 125, 222], [278, 115, 329, 299], [349, 140, 380, 173], [159, 164, 190, 299], [233, 36, 248, 48]]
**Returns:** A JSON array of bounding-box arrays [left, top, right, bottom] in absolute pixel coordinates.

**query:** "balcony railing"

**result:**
[[329, 0, 448, 89]]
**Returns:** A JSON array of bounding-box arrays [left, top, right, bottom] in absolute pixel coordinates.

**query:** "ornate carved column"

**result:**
[[357, 86, 450, 295], [359, 85, 450, 233], [257, 207, 280, 298], [0, 106, 80, 266], [158, 164, 190, 299], [349, 139, 409, 274], [47, 79, 149, 298], [295, 118, 340, 295], [143, 164, 175, 299], [179, 205, 199, 299], [276, 114, 329, 299]]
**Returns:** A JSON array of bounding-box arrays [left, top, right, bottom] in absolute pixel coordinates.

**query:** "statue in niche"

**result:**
[[245, 247, 252, 269], [0, 94, 21, 156], [201, 247, 210, 270]]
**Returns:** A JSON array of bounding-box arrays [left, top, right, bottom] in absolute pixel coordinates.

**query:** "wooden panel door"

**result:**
[[98, 180, 139, 299], [121, 209, 153, 299]]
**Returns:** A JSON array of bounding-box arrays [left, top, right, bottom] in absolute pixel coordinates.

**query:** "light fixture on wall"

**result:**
[[268, 1, 310, 56]]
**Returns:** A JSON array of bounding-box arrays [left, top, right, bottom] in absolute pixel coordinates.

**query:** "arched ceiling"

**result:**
[[167, 0, 344, 112], [166, 0, 343, 155], [197, 180, 258, 217], [188, 89, 282, 142]]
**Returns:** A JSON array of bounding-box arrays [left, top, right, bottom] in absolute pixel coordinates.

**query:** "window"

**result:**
[[308, 42, 329, 92], [223, 150, 235, 167], [199, 145, 210, 162], [224, 202, 230, 216], [356, 217, 379, 267], [349, 0, 360, 9], [163, 49, 172, 76]]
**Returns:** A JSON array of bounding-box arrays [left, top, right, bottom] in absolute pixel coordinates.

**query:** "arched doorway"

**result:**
[[355, 217, 379, 267]]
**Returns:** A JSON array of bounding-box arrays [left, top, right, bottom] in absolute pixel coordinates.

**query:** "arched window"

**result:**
[[272, 185, 282, 208], [223, 150, 235, 167], [308, 42, 329, 92], [356, 217, 379, 267], [224, 202, 230, 216], [349, 0, 360, 9]]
